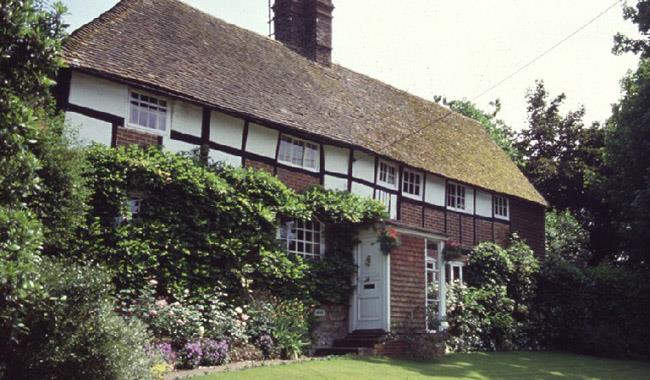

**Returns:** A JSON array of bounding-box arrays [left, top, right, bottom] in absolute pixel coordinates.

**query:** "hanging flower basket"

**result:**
[[443, 240, 468, 261], [378, 226, 400, 254]]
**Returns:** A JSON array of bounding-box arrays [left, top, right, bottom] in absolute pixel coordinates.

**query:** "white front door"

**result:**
[[351, 231, 388, 331]]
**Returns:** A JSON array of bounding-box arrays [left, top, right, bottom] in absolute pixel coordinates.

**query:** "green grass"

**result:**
[[191, 352, 650, 380]]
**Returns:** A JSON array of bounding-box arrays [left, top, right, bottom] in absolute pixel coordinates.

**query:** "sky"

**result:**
[[62, 0, 641, 130]]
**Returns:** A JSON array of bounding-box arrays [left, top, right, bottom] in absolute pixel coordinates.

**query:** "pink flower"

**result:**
[[155, 299, 168, 308], [149, 310, 158, 316]]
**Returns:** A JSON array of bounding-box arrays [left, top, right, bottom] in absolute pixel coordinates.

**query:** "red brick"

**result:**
[[244, 158, 274, 174], [399, 200, 423, 227], [390, 235, 426, 333], [423, 207, 445, 233], [114, 126, 161, 147], [446, 212, 461, 243], [276, 166, 320, 193], [494, 221, 510, 247], [476, 219, 493, 244], [510, 198, 545, 256]]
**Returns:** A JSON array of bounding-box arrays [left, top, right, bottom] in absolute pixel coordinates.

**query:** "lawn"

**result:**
[[191, 352, 650, 380]]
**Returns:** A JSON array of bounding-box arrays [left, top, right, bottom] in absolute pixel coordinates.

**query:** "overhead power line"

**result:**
[[373, 0, 623, 154]]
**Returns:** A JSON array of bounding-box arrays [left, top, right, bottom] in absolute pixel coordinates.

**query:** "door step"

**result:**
[[314, 330, 386, 356]]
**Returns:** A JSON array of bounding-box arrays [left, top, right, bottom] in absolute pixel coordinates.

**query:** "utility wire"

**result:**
[[372, 0, 623, 155]]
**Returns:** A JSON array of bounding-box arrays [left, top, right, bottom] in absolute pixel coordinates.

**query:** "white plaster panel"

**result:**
[[476, 190, 493, 217], [323, 175, 348, 191], [209, 149, 242, 167], [465, 188, 475, 215], [69, 71, 127, 117], [65, 112, 112, 146], [375, 189, 398, 220], [424, 174, 445, 206], [245, 123, 278, 158], [351, 181, 374, 199], [210, 111, 245, 148], [324, 145, 350, 174], [165, 138, 198, 155], [171, 101, 202, 137], [352, 150, 375, 182]]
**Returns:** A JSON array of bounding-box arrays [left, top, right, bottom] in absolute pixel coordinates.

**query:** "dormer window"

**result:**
[[279, 219, 325, 260], [402, 168, 422, 198], [128, 91, 168, 132], [278, 134, 320, 171], [494, 195, 509, 220], [377, 160, 397, 189], [447, 182, 466, 211]]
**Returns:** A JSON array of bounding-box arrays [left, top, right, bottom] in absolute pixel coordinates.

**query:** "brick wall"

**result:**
[[243, 158, 274, 174], [460, 215, 475, 249], [399, 200, 423, 227], [423, 207, 445, 233], [494, 221, 509, 247], [510, 198, 545, 255], [476, 219, 493, 243], [390, 234, 425, 333], [276, 167, 320, 192], [114, 126, 161, 147], [446, 212, 461, 242]]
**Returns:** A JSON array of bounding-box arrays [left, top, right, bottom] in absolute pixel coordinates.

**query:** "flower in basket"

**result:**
[[378, 226, 400, 254], [443, 239, 464, 260]]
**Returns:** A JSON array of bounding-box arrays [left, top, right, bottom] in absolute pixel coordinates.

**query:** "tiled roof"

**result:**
[[63, 0, 546, 205]]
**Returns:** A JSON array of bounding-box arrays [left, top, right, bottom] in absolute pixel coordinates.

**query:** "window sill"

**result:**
[[125, 123, 169, 137], [494, 214, 510, 221], [401, 192, 423, 201], [277, 159, 320, 173]]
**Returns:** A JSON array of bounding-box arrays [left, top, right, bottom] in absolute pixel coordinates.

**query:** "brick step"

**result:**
[[333, 338, 380, 348], [314, 347, 359, 356]]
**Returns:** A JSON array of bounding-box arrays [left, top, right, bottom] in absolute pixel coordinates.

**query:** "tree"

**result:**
[[613, 0, 650, 57], [515, 81, 615, 262]]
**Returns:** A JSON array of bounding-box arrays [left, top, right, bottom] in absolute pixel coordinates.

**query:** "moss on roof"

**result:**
[[63, 0, 546, 205]]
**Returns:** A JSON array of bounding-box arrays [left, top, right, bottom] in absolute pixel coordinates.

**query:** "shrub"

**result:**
[[177, 341, 202, 369], [465, 242, 512, 287], [257, 333, 275, 359], [446, 283, 515, 352], [1, 259, 155, 380], [148, 342, 176, 365], [200, 339, 229, 366]]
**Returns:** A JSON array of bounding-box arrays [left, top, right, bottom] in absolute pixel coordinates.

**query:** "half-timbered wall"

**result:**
[[59, 69, 544, 254]]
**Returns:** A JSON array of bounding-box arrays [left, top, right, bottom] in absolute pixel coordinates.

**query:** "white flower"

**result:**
[[235, 307, 243, 314], [148, 279, 158, 286], [241, 314, 250, 321], [155, 299, 168, 308]]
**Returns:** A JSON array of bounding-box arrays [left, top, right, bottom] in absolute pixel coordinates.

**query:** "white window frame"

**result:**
[[494, 195, 510, 220], [425, 253, 440, 332], [401, 168, 422, 200], [446, 182, 466, 211], [277, 134, 320, 172], [446, 261, 464, 284], [377, 160, 398, 190], [374, 189, 394, 217], [279, 218, 325, 260], [127, 89, 170, 135]]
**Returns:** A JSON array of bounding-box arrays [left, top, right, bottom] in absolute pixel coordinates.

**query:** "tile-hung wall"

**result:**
[[63, 70, 520, 249]]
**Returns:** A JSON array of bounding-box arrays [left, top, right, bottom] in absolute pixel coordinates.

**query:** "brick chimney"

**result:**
[[273, 0, 334, 66]]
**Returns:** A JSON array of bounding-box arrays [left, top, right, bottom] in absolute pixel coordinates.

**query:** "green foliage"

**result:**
[[613, 1, 650, 57], [446, 283, 515, 352], [448, 239, 539, 352], [545, 209, 591, 267], [604, 58, 650, 267], [2, 259, 155, 380], [268, 298, 311, 359], [79, 145, 385, 306]]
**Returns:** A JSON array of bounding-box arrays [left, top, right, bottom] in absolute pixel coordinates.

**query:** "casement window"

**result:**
[[401, 169, 422, 198], [446, 182, 466, 211], [128, 91, 168, 132], [377, 160, 398, 189], [277, 135, 320, 171], [446, 261, 464, 284], [424, 241, 440, 331], [279, 219, 325, 260], [494, 195, 509, 220], [374, 189, 393, 215]]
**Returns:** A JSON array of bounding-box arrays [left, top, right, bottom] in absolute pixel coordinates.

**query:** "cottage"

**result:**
[[57, 0, 545, 352]]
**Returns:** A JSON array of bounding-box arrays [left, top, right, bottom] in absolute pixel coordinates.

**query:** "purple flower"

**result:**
[[257, 333, 274, 358], [178, 341, 202, 369], [201, 339, 229, 366], [155, 342, 176, 364]]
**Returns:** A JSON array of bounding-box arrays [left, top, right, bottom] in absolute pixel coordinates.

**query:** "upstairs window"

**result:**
[[447, 182, 466, 210], [494, 195, 509, 219], [279, 219, 325, 260], [377, 160, 397, 189], [278, 135, 320, 171], [402, 169, 422, 198], [128, 91, 168, 132]]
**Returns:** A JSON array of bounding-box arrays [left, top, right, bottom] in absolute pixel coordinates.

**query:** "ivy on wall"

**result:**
[[74, 145, 386, 305]]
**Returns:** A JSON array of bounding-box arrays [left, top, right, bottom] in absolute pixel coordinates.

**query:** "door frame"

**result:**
[[349, 229, 390, 332]]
